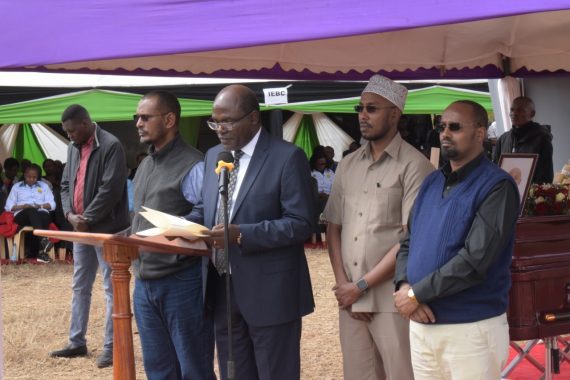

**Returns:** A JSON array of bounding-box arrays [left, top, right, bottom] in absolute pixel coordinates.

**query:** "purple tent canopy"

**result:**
[[2, 0, 570, 79]]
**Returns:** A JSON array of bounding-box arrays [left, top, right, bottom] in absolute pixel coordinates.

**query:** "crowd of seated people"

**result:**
[[1, 157, 68, 262]]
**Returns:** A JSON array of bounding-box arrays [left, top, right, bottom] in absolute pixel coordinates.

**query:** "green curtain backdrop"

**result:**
[[0, 86, 491, 124], [13, 124, 46, 165], [0, 89, 214, 124], [273, 86, 492, 115], [179, 117, 201, 147], [294, 115, 319, 158]]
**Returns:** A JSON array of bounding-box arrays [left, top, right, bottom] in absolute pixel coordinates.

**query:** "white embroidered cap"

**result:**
[[362, 75, 408, 111]]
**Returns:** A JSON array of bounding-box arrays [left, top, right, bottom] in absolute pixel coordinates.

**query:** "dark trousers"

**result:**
[[214, 274, 302, 380], [14, 208, 51, 257], [134, 262, 216, 380]]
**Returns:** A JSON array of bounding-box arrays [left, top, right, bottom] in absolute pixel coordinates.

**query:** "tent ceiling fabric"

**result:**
[[0, 86, 491, 128], [312, 113, 354, 162], [282, 113, 304, 143], [0, 89, 214, 124], [2, 1, 570, 79], [0, 124, 18, 163], [283, 112, 354, 162], [0, 124, 68, 163], [27, 10, 570, 78], [274, 86, 492, 114], [30, 123, 69, 162]]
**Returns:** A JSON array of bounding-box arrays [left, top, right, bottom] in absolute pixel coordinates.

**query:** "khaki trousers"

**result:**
[[339, 310, 414, 380], [409, 313, 509, 380]]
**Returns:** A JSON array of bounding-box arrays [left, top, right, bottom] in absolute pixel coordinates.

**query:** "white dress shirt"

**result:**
[[5, 180, 56, 216], [213, 128, 262, 269], [227, 128, 261, 219]]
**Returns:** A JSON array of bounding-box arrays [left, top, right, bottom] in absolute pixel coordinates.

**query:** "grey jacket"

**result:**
[[131, 134, 203, 280], [61, 124, 130, 233]]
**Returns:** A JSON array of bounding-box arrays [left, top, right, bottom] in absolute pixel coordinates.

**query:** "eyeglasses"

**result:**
[[207, 110, 255, 131], [436, 122, 463, 133], [133, 113, 169, 122], [354, 105, 396, 113]]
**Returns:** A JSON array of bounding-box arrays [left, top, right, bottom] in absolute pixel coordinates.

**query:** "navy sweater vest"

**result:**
[[407, 158, 516, 324]]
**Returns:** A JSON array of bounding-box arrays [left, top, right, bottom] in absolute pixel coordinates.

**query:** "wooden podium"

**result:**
[[33, 229, 209, 380]]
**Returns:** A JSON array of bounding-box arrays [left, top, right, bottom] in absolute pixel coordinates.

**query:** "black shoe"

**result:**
[[96, 350, 113, 368], [37, 252, 52, 264], [40, 238, 54, 255], [50, 344, 88, 358]]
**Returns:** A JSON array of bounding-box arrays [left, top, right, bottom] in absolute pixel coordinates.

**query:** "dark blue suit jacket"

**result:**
[[189, 128, 315, 327]]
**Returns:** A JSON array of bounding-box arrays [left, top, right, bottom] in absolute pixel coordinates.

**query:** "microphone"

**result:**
[[214, 150, 236, 380], [216, 151, 234, 196]]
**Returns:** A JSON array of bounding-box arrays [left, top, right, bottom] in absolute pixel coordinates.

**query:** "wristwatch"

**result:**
[[356, 278, 369, 292], [236, 232, 243, 246], [407, 287, 417, 303]]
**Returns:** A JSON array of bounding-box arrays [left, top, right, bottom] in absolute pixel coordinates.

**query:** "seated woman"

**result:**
[[5, 163, 56, 263]]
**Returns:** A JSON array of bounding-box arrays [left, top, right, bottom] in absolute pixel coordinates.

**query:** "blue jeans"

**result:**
[[69, 243, 113, 351], [134, 261, 215, 380]]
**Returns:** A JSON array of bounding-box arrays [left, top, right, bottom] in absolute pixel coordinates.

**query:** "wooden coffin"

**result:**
[[508, 215, 570, 341]]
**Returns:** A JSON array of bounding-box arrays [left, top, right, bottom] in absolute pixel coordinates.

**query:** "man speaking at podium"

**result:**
[[188, 85, 315, 380]]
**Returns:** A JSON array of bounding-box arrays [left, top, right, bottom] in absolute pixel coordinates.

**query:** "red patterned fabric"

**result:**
[[0, 211, 17, 237], [0, 211, 60, 242], [73, 134, 95, 215]]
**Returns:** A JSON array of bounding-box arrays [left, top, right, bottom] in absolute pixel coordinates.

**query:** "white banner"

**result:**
[[263, 87, 288, 105]]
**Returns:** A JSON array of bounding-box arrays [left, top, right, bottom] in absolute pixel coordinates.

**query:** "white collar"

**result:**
[[234, 127, 261, 158]]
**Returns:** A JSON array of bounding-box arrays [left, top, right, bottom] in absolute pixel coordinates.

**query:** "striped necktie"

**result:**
[[214, 150, 244, 274]]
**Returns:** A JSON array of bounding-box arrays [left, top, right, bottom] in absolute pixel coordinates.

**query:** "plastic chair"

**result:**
[[0, 235, 7, 259], [7, 226, 57, 261]]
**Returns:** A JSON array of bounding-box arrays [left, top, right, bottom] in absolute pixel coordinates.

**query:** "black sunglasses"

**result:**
[[354, 105, 396, 113], [133, 112, 169, 122], [436, 122, 462, 133]]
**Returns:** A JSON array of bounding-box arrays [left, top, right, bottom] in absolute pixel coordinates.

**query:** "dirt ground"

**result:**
[[1, 248, 343, 379]]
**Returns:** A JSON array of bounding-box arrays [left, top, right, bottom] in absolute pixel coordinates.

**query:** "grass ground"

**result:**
[[1, 248, 343, 379]]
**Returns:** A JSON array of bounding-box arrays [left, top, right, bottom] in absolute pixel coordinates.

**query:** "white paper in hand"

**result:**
[[136, 206, 208, 240]]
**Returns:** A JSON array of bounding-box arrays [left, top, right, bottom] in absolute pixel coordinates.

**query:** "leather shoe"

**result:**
[[96, 350, 113, 368], [50, 344, 88, 358]]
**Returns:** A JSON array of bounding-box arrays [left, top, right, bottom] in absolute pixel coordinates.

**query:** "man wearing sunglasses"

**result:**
[[130, 91, 215, 379], [187, 84, 315, 380], [493, 96, 554, 184], [394, 100, 520, 379], [324, 75, 433, 380]]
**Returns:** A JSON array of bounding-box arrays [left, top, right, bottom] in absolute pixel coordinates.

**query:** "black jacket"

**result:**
[[493, 121, 554, 184], [61, 125, 130, 233]]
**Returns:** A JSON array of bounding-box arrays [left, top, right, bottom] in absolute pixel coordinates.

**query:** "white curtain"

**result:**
[[0, 124, 69, 163], [489, 77, 521, 136], [282, 112, 304, 142], [0, 124, 19, 163], [312, 113, 354, 162], [282, 112, 355, 160], [30, 123, 69, 162]]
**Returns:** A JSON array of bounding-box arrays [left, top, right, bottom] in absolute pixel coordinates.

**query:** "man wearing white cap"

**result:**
[[324, 75, 433, 379]]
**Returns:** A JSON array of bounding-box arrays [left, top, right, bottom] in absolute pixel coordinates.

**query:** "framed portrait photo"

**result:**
[[498, 153, 538, 214]]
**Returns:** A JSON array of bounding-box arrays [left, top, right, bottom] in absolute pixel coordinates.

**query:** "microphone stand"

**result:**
[[220, 173, 235, 380]]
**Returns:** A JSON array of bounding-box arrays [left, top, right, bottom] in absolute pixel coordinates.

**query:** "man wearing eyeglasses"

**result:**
[[187, 84, 315, 380], [323, 75, 433, 380], [394, 100, 520, 379], [130, 91, 215, 379]]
